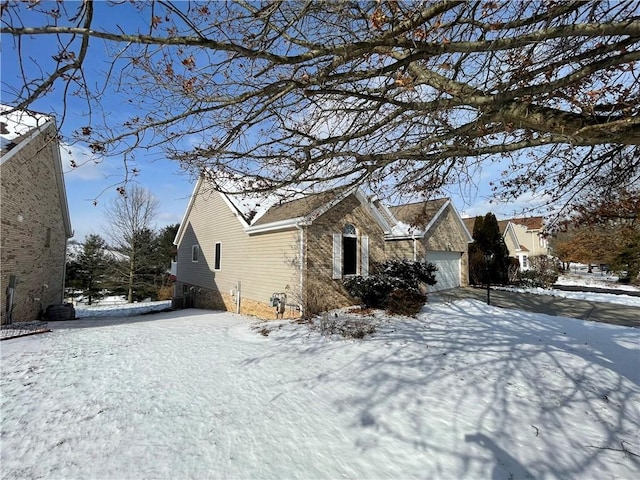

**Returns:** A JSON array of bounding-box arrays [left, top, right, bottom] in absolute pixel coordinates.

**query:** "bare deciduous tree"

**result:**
[[104, 185, 159, 303], [2, 1, 638, 212]]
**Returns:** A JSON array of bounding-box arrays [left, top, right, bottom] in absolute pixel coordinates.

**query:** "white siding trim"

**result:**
[[332, 233, 342, 279], [360, 235, 369, 277]]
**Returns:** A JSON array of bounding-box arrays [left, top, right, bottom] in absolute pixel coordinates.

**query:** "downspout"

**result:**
[[296, 224, 306, 316], [413, 234, 417, 262]]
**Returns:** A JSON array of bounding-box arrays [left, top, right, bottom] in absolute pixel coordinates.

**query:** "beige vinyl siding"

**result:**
[[503, 225, 520, 253], [176, 189, 299, 306]]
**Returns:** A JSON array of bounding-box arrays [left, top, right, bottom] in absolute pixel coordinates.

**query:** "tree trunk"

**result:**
[[128, 254, 135, 303]]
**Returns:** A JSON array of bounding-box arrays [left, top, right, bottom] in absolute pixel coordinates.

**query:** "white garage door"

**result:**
[[426, 251, 461, 292]]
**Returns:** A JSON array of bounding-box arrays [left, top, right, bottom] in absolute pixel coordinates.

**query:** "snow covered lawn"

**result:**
[[2, 300, 639, 479]]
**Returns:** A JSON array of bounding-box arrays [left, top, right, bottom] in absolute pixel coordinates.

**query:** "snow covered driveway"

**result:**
[[2, 300, 639, 479]]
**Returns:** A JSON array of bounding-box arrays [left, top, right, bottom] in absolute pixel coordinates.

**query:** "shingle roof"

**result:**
[[497, 220, 510, 234], [462, 217, 476, 234], [251, 189, 347, 226], [508, 216, 544, 230], [462, 216, 542, 235], [388, 198, 448, 227]]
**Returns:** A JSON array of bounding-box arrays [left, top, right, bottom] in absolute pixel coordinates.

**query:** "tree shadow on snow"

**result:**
[[295, 299, 639, 478]]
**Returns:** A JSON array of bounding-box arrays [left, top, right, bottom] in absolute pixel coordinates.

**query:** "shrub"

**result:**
[[343, 275, 394, 308], [518, 255, 559, 288], [343, 259, 436, 309], [386, 289, 427, 316], [317, 312, 377, 339], [157, 285, 173, 300]]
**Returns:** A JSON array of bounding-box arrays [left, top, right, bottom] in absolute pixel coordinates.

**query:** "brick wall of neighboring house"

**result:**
[[1, 123, 68, 323], [305, 194, 387, 311]]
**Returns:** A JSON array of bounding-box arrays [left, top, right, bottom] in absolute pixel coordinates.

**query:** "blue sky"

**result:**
[[1, 2, 546, 242], [1, 2, 197, 241]]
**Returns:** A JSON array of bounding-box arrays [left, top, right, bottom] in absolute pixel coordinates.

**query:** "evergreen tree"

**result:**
[[66, 234, 110, 305], [469, 213, 510, 285]]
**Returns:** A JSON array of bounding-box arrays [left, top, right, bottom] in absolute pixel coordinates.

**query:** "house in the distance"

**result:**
[[173, 177, 472, 318], [464, 216, 549, 270], [1, 106, 73, 324], [499, 217, 549, 269]]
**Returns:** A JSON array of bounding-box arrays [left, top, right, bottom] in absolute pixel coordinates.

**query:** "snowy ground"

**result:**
[[74, 299, 172, 318], [496, 286, 640, 308], [556, 264, 640, 293], [494, 266, 640, 308], [2, 299, 639, 479]]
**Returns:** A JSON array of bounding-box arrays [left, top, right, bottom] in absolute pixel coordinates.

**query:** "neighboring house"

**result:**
[[1, 106, 73, 324], [499, 217, 550, 269], [464, 216, 550, 270], [173, 177, 472, 318]]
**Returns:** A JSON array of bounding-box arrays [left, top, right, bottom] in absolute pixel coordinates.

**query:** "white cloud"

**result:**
[[60, 143, 112, 181]]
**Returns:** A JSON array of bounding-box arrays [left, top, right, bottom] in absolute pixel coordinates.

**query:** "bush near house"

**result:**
[[343, 259, 437, 316], [518, 255, 559, 288]]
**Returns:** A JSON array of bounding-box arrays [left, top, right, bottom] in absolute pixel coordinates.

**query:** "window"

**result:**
[[45, 227, 51, 248], [332, 224, 369, 279], [192, 245, 199, 262], [214, 242, 221, 270], [539, 235, 547, 248], [342, 224, 357, 276]]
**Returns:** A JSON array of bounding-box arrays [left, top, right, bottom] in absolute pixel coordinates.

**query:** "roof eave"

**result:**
[[245, 216, 308, 234]]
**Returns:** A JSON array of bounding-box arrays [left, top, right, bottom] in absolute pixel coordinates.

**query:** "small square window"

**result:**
[[192, 245, 200, 262], [214, 242, 221, 270]]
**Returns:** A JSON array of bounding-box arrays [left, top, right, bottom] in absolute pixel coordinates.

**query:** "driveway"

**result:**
[[435, 287, 640, 328]]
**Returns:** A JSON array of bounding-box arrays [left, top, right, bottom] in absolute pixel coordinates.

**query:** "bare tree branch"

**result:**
[[2, 0, 639, 214]]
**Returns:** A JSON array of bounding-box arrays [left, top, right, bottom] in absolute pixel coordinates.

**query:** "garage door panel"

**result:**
[[426, 251, 461, 292]]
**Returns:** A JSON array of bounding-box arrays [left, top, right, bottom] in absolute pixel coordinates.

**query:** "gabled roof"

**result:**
[[251, 189, 346, 227], [243, 186, 394, 234], [389, 198, 449, 236], [175, 177, 471, 243], [388, 198, 472, 242], [463, 216, 545, 237], [509, 216, 544, 230], [0, 105, 73, 238], [462, 217, 476, 234], [497, 219, 510, 234], [174, 179, 393, 242], [1, 105, 51, 162]]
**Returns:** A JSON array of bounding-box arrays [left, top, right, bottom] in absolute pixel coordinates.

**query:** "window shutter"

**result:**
[[360, 235, 369, 277], [332, 233, 342, 279]]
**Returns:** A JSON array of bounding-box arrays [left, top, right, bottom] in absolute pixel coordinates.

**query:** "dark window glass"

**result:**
[[214, 242, 221, 270], [343, 236, 357, 275]]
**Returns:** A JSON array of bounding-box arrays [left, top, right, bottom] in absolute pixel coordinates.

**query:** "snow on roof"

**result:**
[[390, 220, 424, 237], [0, 105, 51, 156], [225, 190, 286, 225], [204, 173, 308, 225]]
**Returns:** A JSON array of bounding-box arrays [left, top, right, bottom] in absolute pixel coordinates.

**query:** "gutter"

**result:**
[[245, 216, 308, 234]]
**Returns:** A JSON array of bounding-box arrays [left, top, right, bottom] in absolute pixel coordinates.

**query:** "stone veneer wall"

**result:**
[[175, 282, 300, 320]]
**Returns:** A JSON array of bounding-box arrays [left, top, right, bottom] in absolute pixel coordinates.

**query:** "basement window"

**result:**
[[214, 242, 221, 270]]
